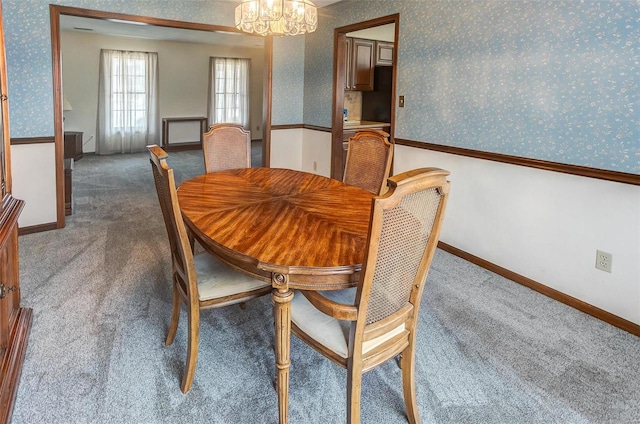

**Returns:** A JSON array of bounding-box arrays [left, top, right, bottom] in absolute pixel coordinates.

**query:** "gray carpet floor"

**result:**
[[11, 150, 640, 423]]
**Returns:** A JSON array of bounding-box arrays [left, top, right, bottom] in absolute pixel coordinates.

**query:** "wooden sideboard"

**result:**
[[64, 159, 73, 216], [63, 131, 82, 215], [64, 131, 83, 161], [0, 194, 31, 424]]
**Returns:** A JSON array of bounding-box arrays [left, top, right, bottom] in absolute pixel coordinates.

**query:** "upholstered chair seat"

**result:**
[[194, 253, 269, 301], [291, 288, 356, 358]]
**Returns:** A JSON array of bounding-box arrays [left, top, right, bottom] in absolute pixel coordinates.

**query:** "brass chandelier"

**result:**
[[235, 0, 318, 36]]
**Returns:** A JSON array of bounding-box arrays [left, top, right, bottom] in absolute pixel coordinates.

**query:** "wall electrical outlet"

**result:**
[[595, 250, 612, 273], [313, 161, 317, 171]]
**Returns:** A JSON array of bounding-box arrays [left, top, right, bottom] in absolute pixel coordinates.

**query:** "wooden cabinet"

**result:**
[[64, 131, 83, 161], [351, 38, 375, 91], [375, 41, 394, 66], [64, 159, 73, 216], [63, 132, 82, 216], [0, 3, 32, 423], [0, 195, 29, 424], [345, 37, 374, 92], [344, 38, 393, 89]]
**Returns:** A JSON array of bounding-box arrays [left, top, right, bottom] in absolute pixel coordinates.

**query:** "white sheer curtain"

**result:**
[[97, 49, 159, 155], [207, 57, 250, 128]]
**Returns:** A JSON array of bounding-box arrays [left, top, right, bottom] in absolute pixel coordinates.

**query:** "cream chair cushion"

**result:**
[[291, 288, 356, 358], [291, 288, 408, 359], [194, 253, 270, 301]]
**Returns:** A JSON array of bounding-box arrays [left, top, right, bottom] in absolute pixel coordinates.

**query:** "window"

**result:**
[[208, 57, 250, 128], [111, 53, 148, 131], [97, 50, 159, 154]]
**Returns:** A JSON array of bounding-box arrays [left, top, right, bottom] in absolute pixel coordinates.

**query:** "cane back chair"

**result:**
[[202, 123, 251, 173], [291, 167, 450, 423], [343, 129, 394, 195]]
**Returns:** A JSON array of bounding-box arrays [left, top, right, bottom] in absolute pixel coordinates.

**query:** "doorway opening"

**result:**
[[50, 5, 274, 227], [331, 14, 399, 180]]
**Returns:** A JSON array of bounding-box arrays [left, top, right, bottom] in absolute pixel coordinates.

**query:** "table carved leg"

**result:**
[[272, 273, 293, 424]]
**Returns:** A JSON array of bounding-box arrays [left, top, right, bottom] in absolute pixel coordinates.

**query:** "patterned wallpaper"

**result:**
[[272, 36, 305, 124], [3, 0, 236, 137], [3, 0, 638, 173], [299, 0, 639, 174]]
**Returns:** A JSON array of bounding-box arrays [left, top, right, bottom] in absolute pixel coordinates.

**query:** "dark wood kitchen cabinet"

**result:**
[[345, 37, 374, 91], [375, 41, 394, 66], [64, 131, 83, 161]]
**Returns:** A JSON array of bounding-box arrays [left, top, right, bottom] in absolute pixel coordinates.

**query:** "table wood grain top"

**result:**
[[177, 168, 375, 287]]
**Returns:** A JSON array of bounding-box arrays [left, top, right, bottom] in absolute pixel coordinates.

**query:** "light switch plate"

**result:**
[[399, 95, 405, 108]]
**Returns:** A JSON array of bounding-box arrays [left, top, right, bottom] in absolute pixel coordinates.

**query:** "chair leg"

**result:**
[[347, 360, 363, 424], [165, 279, 181, 346], [401, 344, 420, 424], [180, 304, 200, 393]]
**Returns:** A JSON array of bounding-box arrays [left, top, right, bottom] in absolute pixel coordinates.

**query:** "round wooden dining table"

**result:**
[[177, 167, 375, 424]]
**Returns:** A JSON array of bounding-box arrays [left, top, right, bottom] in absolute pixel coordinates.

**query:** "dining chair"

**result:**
[[290, 167, 450, 423], [343, 129, 394, 195], [147, 145, 271, 393], [202, 123, 251, 173]]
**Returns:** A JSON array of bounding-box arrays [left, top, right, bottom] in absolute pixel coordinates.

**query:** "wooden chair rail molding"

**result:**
[[395, 138, 639, 186], [269, 127, 638, 185], [272, 124, 328, 132], [10, 136, 55, 145]]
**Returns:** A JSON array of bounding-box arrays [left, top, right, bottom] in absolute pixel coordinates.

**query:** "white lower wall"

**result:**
[[394, 145, 640, 325], [11, 143, 57, 228], [270, 128, 303, 170], [269, 128, 640, 325], [301, 129, 331, 177], [271, 128, 332, 176]]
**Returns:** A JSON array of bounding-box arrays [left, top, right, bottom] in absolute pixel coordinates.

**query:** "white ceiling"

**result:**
[[60, 1, 344, 48], [60, 15, 264, 48], [347, 24, 395, 42]]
